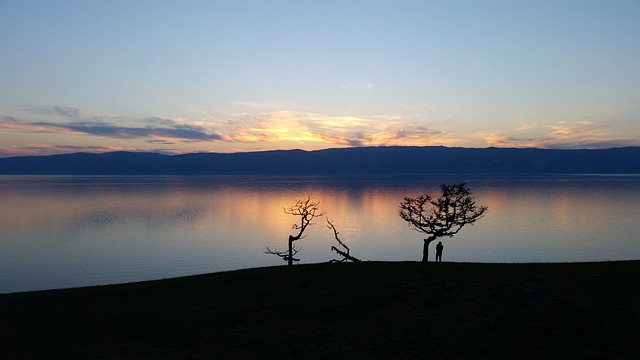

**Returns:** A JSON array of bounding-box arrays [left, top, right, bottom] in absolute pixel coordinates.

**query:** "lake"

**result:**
[[1, 174, 639, 293]]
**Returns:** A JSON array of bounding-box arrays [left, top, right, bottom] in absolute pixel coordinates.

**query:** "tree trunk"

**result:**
[[422, 239, 429, 263], [288, 237, 293, 266], [422, 237, 436, 263]]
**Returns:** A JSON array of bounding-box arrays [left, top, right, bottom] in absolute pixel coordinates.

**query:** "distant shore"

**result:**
[[2, 261, 639, 359], [2, 146, 639, 175]]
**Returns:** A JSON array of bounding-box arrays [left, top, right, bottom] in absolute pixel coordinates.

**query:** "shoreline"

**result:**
[[2, 260, 639, 359], [3, 259, 638, 296]]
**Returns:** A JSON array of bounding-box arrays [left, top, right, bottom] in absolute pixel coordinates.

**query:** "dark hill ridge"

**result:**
[[0, 146, 638, 175]]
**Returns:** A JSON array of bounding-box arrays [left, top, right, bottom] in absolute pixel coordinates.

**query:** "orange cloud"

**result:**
[[208, 111, 463, 148], [0, 107, 466, 156], [0, 144, 130, 157], [475, 120, 639, 149]]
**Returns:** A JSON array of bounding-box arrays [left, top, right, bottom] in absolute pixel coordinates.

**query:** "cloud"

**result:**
[[474, 130, 544, 148], [0, 143, 191, 158], [67, 121, 225, 141], [340, 82, 375, 90], [0, 144, 128, 158], [221, 111, 461, 148], [26, 105, 82, 119], [475, 120, 640, 149], [0, 115, 226, 142], [0, 105, 463, 156], [146, 139, 176, 145], [229, 101, 288, 110], [516, 121, 537, 131], [542, 121, 633, 148], [2, 103, 637, 158]]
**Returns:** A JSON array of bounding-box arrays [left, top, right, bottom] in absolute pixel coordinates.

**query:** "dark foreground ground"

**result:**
[[2, 261, 639, 359]]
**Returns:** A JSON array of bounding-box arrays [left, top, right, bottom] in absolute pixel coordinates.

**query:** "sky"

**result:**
[[1, 0, 639, 157]]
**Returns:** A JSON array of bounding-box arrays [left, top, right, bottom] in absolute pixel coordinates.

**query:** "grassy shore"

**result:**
[[2, 261, 639, 359]]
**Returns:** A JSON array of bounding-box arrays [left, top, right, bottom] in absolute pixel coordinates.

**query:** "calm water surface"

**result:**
[[1, 174, 639, 293]]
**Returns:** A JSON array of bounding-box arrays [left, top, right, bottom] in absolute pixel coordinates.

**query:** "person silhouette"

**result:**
[[435, 241, 444, 262]]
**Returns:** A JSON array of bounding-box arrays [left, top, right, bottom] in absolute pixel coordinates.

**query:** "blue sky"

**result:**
[[1, 0, 639, 157]]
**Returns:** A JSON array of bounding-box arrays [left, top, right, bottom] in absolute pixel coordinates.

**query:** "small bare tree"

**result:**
[[399, 183, 487, 263], [327, 218, 360, 263], [266, 195, 323, 266]]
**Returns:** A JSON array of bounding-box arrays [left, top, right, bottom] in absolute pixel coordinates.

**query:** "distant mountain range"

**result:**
[[0, 146, 638, 175]]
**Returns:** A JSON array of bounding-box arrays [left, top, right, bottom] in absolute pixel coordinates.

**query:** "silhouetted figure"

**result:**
[[435, 241, 444, 262]]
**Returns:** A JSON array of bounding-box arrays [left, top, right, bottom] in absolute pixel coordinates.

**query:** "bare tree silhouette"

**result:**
[[266, 195, 324, 266], [327, 218, 360, 263], [399, 183, 487, 263]]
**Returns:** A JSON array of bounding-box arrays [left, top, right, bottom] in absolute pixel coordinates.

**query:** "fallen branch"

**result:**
[[331, 245, 361, 262], [327, 218, 361, 262]]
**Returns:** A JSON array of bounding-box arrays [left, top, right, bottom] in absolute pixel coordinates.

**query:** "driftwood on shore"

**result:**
[[327, 218, 361, 263], [330, 245, 361, 262]]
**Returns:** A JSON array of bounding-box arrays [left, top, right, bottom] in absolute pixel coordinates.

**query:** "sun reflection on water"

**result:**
[[1, 175, 639, 293]]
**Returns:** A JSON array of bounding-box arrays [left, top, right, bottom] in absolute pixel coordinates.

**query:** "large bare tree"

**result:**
[[266, 195, 324, 266], [399, 183, 487, 262]]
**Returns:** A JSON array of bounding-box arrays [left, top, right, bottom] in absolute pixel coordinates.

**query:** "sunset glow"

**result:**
[[1, 1, 639, 157]]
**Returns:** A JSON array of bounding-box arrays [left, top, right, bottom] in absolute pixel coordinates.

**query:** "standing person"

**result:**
[[435, 241, 444, 262]]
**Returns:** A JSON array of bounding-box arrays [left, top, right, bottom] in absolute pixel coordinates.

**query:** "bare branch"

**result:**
[[284, 194, 325, 241], [265, 245, 300, 263], [399, 183, 486, 238], [326, 218, 361, 262], [327, 218, 350, 254]]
